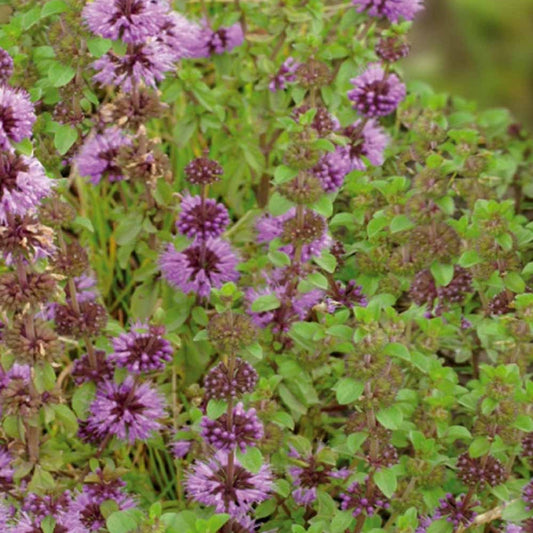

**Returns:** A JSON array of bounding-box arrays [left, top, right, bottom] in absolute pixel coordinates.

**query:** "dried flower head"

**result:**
[[72, 350, 115, 385], [51, 241, 89, 278], [54, 300, 107, 338], [375, 36, 411, 62], [207, 312, 257, 353], [0, 215, 55, 261], [4, 318, 60, 362], [295, 59, 332, 89], [0, 271, 57, 312]]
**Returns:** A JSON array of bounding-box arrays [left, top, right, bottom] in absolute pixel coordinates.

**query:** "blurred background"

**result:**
[[405, 0, 533, 128]]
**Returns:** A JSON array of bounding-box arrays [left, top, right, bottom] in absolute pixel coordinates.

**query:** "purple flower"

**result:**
[[82, 0, 170, 43], [342, 118, 389, 170], [158, 12, 204, 61], [85, 376, 165, 444], [434, 493, 477, 528], [176, 194, 230, 240], [352, 0, 424, 22], [70, 478, 136, 532], [246, 280, 323, 331], [109, 322, 173, 373], [0, 152, 53, 222], [0, 85, 35, 149], [0, 48, 13, 83], [348, 64, 406, 117], [269, 57, 300, 92], [524, 480, 533, 510], [172, 438, 193, 459], [0, 447, 14, 490], [160, 238, 240, 298], [71, 349, 114, 385], [92, 40, 175, 91], [255, 207, 331, 261], [204, 358, 258, 401], [200, 402, 263, 452], [289, 446, 349, 506], [312, 148, 352, 192], [186, 450, 272, 516], [340, 480, 390, 517], [192, 23, 244, 57], [76, 127, 131, 184]]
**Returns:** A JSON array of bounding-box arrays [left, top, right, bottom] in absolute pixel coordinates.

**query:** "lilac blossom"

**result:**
[[0, 85, 36, 149], [109, 322, 173, 373], [255, 208, 332, 261], [0, 48, 13, 83], [348, 63, 406, 117], [82, 0, 170, 43], [176, 194, 230, 240], [352, 0, 424, 22], [200, 402, 263, 452], [269, 57, 300, 92], [85, 376, 165, 444], [186, 450, 272, 517], [343, 118, 389, 170], [158, 12, 204, 61], [160, 238, 240, 298], [192, 23, 244, 57], [75, 127, 131, 184], [92, 40, 175, 91], [0, 152, 54, 223]]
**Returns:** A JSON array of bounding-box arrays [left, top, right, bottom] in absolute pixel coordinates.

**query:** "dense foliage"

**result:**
[[0, 0, 533, 532]]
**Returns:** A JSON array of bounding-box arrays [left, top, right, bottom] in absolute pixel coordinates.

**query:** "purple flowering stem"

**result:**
[[57, 228, 98, 369]]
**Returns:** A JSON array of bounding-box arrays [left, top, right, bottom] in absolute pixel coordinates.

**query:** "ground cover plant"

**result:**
[[0, 0, 533, 531]]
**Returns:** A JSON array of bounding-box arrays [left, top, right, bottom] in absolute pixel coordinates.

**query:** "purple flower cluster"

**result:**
[[270, 58, 300, 92], [204, 358, 258, 400], [288, 447, 349, 506], [434, 493, 478, 528], [75, 127, 131, 184], [185, 450, 272, 518], [83, 0, 244, 92], [176, 194, 230, 239], [340, 479, 390, 517], [348, 63, 406, 117], [256, 208, 331, 261], [201, 402, 263, 452], [456, 452, 507, 488], [83, 376, 165, 444], [109, 322, 173, 373], [353, 0, 424, 23], [160, 237, 239, 298]]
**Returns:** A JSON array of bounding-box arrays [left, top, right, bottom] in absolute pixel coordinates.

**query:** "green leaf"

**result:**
[[427, 519, 453, 533], [271, 411, 294, 429], [374, 467, 397, 499], [376, 405, 403, 430], [87, 37, 112, 57], [206, 399, 227, 420], [207, 514, 230, 533], [430, 262, 454, 287], [390, 214, 414, 233], [115, 213, 143, 246], [334, 378, 364, 405], [504, 271, 526, 293], [52, 404, 78, 436], [458, 250, 481, 267], [54, 124, 78, 155], [273, 165, 298, 184], [502, 499, 533, 522], [315, 251, 337, 273], [48, 62, 76, 87], [106, 509, 143, 533], [236, 447, 263, 473], [41, 0, 68, 17], [72, 382, 96, 418], [468, 436, 490, 458], [310, 195, 333, 217], [367, 216, 388, 238], [251, 294, 280, 313], [331, 510, 354, 533]]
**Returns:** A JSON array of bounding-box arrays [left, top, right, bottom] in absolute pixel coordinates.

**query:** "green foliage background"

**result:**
[[406, 0, 533, 127]]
